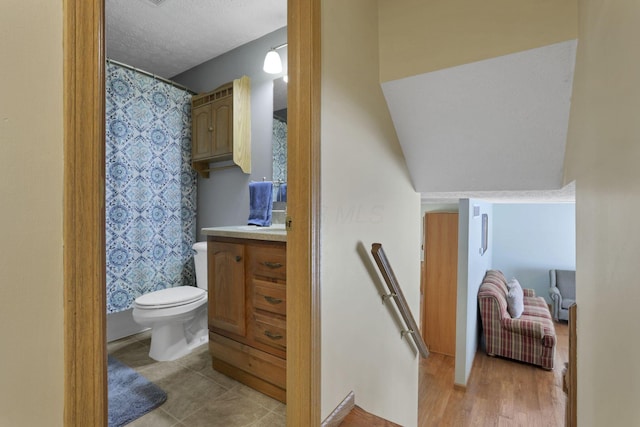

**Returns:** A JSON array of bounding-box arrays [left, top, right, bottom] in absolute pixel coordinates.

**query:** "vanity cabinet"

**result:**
[[207, 236, 287, 402], [191, 76, 251, 177]]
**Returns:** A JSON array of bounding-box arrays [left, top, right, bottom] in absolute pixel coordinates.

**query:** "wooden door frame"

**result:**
[[62, 0, 321, 425], [286, 0, 321, 425]]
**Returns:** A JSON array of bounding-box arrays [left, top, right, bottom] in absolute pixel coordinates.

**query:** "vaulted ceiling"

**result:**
[[382, 40, 577, 195], [378, 0, 579, 202]]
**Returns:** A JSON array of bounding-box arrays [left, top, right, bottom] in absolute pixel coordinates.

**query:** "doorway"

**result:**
[[63, 0, 321, 425]]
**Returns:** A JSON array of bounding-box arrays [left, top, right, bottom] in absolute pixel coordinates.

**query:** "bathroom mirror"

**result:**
[[272, 76, 287, 203]]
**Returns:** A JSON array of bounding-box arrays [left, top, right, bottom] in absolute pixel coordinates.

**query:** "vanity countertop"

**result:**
[[201, 224, 286, 242]]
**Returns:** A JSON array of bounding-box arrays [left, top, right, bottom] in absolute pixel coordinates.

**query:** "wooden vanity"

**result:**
[[202, 226, 287, 402]]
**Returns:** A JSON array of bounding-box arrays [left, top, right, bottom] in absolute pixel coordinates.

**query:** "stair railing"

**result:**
[[371, 243, 429, 358]]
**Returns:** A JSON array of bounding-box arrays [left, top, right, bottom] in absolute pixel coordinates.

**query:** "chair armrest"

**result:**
[[523, 288, 535, 297], [548, 286, 563, 321], [502, 317, 544, 339], [549, 286, 562, 302]]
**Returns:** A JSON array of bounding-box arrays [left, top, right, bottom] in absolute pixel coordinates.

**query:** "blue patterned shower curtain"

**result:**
[[272, 118, 288, 201], [105, 62, 197, 313], [272, 118, 287, 184]]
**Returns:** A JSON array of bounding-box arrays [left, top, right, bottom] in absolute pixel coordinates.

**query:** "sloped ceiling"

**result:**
[[382, 40, 577, 194], [106, 0, 287, 78]]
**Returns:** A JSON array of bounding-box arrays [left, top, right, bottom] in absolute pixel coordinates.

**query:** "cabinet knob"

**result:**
[[208, 127, 213, 132], [235, 255, 242, 262]]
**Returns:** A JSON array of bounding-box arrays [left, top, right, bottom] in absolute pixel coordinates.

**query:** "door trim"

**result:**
[[63, 0, 107, 425], [287, 0, 322, 425], [62, 0, 321, 425]]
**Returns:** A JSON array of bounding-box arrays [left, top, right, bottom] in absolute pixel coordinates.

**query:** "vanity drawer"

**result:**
[[209, 333, 286, 390], [248, 244, 286, 280], [253, 279, 286, 316], [253, 312, 287, 351]]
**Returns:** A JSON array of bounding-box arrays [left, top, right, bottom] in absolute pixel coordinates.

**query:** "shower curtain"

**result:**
[[272, 117, 288, 201], [272, 117, 288, 183], [105, 62, 197, 313]]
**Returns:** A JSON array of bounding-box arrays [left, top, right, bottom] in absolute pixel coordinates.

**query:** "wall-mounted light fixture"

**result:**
[[480, 213, 489, 255], [263, 43, 288, 74]]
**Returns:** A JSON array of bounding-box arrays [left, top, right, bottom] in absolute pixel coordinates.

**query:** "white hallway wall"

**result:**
[[455, 199, 493, 386], [564, 0, 640, 424], [320, 1, 421, 426], [0, 1, 64, 425]]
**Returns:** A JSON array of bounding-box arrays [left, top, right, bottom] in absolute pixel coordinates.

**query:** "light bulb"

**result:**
[[263, 50, 283, 74]]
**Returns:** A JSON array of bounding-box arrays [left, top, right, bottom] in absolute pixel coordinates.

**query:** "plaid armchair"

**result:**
[[478, 270, 557, 370]]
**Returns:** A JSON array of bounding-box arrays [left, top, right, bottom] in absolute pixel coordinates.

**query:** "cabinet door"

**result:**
[[211, 95, 233, 158], [192, 103, 213, 161], [208, 241, 246, 336]]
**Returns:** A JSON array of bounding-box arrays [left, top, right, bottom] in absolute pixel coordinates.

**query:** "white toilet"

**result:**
[[132, 241, 208, 361]]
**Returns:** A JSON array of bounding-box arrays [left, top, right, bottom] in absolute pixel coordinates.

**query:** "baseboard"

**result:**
[[107, 309, 148, 342], [453, 383, 467, 391], [321, 390, 355, 427]]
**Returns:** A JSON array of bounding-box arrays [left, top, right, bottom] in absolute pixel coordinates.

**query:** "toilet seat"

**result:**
[[134, 286, 206, 309]]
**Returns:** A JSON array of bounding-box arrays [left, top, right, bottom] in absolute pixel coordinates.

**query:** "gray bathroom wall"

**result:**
[[172, 26, 287, 239]]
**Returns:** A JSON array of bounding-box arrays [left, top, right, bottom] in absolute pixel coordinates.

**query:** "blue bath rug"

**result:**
[[108, 355, 167, 427]]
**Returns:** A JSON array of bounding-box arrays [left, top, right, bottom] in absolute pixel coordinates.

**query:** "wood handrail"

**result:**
[[371, 243, 430, 358]]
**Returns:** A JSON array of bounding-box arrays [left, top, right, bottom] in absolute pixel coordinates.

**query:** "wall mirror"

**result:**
[[272, 76, 287, 203]]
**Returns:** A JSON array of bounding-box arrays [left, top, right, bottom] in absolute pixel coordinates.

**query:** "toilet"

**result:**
[[132, 241, 209, 361]]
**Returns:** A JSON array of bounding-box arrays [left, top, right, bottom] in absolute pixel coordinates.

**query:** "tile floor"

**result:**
[[108, 331, 286, 427]]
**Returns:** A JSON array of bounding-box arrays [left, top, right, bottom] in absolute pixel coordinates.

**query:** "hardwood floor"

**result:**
[[419, 322, 568, 427], [340, 406, 402, 427], [339, 322, 567, 426]]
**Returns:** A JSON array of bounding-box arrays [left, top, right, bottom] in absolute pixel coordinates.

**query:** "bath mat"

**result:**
[[108, 355, 167, 427]]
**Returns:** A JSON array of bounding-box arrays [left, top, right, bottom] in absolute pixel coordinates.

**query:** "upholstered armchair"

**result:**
[[549, 269, 576, 321]]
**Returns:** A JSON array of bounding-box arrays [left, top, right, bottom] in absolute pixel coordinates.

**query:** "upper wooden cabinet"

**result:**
[[191, 76, 251, 177]]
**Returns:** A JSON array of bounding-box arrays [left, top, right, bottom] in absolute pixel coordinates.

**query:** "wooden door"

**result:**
[[423, 212, 458, 356], [208, 240, 246, 337]]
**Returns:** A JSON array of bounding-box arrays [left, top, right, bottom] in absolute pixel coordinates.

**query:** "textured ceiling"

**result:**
[[106, 0, 287, 78]]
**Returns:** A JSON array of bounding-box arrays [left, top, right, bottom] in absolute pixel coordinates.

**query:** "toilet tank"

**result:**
[[192, 242, 208, 290]]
